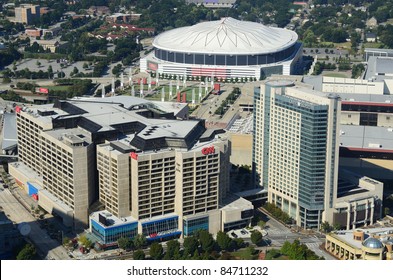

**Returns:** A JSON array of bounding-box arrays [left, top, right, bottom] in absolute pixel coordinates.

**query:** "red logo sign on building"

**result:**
[[130, 152, 138, 160], [202, 146, 215, 155], [15, 106, 21, 114]]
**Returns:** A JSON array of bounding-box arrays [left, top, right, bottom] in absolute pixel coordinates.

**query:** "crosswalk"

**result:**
[[305, 242, 322, 249], [265, 227, 291, 236]]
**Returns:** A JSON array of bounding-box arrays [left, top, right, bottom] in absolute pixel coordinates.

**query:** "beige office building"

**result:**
[[96, 137, 234, 239], [14, 4, 40, 24], [325, 228, 393, 260], [10, 96, 252, 238], [10, 107, 96, 229]]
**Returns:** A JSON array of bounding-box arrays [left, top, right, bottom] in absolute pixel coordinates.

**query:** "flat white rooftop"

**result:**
[[90, 210, 137, 227], [329, 227, 393, 249]]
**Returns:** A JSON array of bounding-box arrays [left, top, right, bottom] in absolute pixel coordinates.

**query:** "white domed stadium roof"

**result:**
[[153, 17, 298, 55]]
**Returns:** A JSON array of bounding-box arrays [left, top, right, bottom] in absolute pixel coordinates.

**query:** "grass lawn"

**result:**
[[322, 41, 352, 49], [231, 248, 259, 260], [322, 72, 348, 78], [364, 42, 383, 49], [43, 85, 71, 91], [385, 18, 393, 25], [144, 84, 207, 103], [267, 255, 289, 260], [334, 41, 351, 49]]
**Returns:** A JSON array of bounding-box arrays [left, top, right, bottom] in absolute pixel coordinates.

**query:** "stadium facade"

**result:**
[[141, 17, 303, 80]]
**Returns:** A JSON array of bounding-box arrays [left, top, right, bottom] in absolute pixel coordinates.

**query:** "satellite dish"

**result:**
[[18, 222, 31, 236]]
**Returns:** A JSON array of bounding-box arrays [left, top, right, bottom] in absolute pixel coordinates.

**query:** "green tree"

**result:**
[[198, 230, 215, 253], [58, 71, 65, 78], [303, 30, 317, 47], [282, 239, 321, 260], [320, 221, 332, 233], [216, 231, 232, 252], [384, 207, 391, 216], [47, 65, 53, 78], [63, 237, 71, 247], [164, 239, 180, 260], [134, 234, 147, 249], [2, 76, 11, 83], [246, 245, 257, 256], [265, 249, 281, 260], [133, 249, 145, 260], [333, 223, 341, 231], [112, 63, 123, 77], [233, 238, 245, 249], [16, 243, 36, 260], [79, 235, 93, 248], [117, 237, 133, 251], [280, 240, 292, 256], [192, 250, 200, 260], [251, 231, 263, 245], [71, 66, 79, 76], [183, 236, 199, 256], [258, 220, 266, 229], [149, 242, 163, 260]]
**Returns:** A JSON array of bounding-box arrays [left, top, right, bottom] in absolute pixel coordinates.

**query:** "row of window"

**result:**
[[154, 45, 296, 66]]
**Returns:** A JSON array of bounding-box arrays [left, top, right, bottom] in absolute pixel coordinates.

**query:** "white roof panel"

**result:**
[[153, 17, 298, 55]]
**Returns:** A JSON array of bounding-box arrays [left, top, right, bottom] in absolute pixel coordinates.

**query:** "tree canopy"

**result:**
[[149, 242, 164, 260], [251, 231, 263, 246], [216, 231, 232, 251], [16, 243, 36, 260], [133, 249, 145, 260]]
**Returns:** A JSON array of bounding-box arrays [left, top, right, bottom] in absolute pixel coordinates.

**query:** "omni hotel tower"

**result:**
[[253, 79, 341, 229], [10, 96, 253, 247]]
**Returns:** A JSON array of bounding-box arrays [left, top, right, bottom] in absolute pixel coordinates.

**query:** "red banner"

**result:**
[[147, 61, 158, 71], [191, 67, 227, 78], [39, 88, 49, 94]]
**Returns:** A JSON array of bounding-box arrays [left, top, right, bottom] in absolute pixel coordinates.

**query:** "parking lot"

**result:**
[[11, 58, 95, 78]]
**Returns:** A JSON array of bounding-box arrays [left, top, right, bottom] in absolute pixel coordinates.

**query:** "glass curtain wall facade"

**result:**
[[91, 220, 138, 244], [253, 82, 339, 229], [141, 216, 181, 240], [183, 216, 209, 236]]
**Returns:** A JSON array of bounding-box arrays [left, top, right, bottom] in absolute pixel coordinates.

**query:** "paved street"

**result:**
[[257, 207, 336, 260], [0, 185, 70, 260]]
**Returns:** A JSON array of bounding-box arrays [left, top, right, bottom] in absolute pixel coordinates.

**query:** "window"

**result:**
[[183, 216, 209, 236], [142, 217, 178, 237]]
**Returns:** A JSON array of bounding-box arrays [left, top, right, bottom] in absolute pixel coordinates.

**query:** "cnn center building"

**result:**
[[141, 17, 303, 80]]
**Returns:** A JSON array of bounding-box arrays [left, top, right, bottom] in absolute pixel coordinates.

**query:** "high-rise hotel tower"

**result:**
[[253, 80, 341, 228]]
